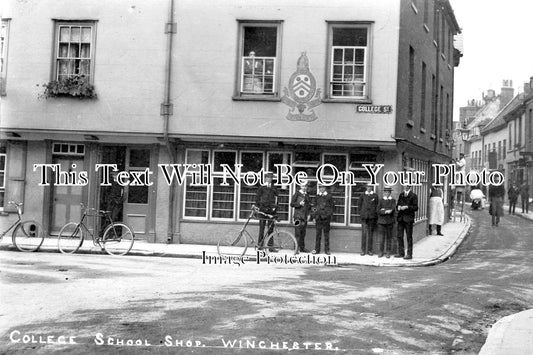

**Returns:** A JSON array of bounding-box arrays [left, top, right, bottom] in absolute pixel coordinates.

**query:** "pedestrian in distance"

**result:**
[[428, 185, 444, 236], [395, 185, 418, 260], [456, 153, 466, 172], [377, 186, 396, 258], [455, 153, 466, 203], [256, 172, 278, 246], [358, 183, 378, 256], [488, 183, 505, 226], [507, 183, 519, 215], [311, 184, 335, 255], [519, 181, 530, 214], [290, 180, 311, 253]]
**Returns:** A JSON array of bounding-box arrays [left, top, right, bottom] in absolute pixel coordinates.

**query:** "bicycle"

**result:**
[[1, 201, 45, 252], [57, 203, 135, 256], [217, 205, 298, 257]]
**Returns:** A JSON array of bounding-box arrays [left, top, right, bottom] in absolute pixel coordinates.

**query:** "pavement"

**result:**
[[2, 204, 533, 354], [1, 213, 472, 267]]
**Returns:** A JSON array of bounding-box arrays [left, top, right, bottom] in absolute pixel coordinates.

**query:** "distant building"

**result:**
[[457, 81, 513, 177], [505, 78, 533, 188], [523, 80, 533, 190]]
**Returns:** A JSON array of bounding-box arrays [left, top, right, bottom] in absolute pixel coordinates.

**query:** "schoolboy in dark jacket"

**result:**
[[377, 186, 396, 258], [395, 185, 418, 259], [358, 184, 378, 256], [290, 181, 311, 253], [312, 184, 335, 255]]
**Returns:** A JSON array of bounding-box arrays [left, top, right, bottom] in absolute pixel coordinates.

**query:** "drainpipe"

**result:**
[[162, 0, 178, 243]]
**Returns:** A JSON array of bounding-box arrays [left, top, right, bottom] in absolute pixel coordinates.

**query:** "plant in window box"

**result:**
[[40, 76, 97, 99]]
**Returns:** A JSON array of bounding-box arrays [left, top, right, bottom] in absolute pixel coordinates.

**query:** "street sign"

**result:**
[[355, 105, 393, 114]]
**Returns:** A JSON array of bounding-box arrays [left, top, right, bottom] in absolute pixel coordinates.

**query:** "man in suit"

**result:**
[[377, 186, 396, 258], [312, 183, 335, 255], [256, 172, 278, 246], [395, 185, 418, 260], [290, 180, 311, 253], [358, 183, 378, 256]]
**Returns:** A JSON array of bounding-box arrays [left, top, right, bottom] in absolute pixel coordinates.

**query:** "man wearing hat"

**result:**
[[377, 186, 396, 258], [358, 183, 378, 256], [290, 180, 311, 253], [312, 183, 335, 255], [256, 172, 278, 246], [395, 184, 418, 259]]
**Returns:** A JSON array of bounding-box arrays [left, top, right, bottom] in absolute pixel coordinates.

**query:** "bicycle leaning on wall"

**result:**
[[0, 201, 45, 252], [57, 203, 135, 256]]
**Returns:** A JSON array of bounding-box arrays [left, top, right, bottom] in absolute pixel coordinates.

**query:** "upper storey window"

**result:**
[[236, 21, 282, 98], [53, 21, 96, 83], [327, 23, 372, 100]]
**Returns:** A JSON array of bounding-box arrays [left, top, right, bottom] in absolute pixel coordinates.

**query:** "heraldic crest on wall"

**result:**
[[281, 52, 322, 122]]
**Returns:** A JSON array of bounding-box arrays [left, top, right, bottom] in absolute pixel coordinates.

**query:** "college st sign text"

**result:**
[[355, 105, 393, 114]]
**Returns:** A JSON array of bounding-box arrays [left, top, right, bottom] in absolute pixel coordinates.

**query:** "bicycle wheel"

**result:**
[[12, 220, 45, 252], [263, 230, 298, 256], [57, 222, 84, 254], [102, 223, 134, 256], [217, 229, 248, 257]]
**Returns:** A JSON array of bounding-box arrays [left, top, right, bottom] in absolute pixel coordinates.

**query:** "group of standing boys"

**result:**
[[259, 172, 420, 258], [359, 184, 419, 259], [290, 181, 335, 255], [289, 179, 419, 259]]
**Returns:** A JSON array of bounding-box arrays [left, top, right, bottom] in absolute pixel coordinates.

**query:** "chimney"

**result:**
[[525, 82, 531, 95], [484, 89, 496, 103], [500, 79, 514, 109]]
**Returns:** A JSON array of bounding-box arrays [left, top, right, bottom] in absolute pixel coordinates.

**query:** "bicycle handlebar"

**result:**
[[79, 203, 111, 216], [251, 205, 278, 220], [8, 201, 23, 217]]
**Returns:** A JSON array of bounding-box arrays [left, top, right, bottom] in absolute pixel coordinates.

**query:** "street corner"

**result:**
[[479, 309, 533, 355]]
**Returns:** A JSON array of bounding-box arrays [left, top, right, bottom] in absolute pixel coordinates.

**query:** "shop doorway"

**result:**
[[99, 146, 151, 240]]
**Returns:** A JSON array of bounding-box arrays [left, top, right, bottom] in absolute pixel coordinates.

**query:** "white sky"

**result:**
[[450, 0, 533, 120]]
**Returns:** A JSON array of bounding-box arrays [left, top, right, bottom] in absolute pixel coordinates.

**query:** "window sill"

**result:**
[[448, 64, 452, 70], [441, 53, 446, 61], [411, 2, 419, 14], [322, 98, 372, 104], [406, 120, 414, 128], [433, 40, 438, 48], [420, 128, 427, 134], [430, 134, 436, 140], [232, 95, 281, 102], [439, 138, 444, 143], [423, 24, 430, 33]]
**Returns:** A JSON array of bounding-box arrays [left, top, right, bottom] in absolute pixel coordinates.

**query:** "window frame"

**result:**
[[183, 149, 211, 220], [321, 153, 349, 226], [237, 150, 265, 222], [325, 21, 373, 102], [52, 20, 97, 84], [0, 151, 6, 211], [0, 19, 10, 96], [210, 150, 238, 221], [234, 20, 283, 100], [347, 153, 378, 227]]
